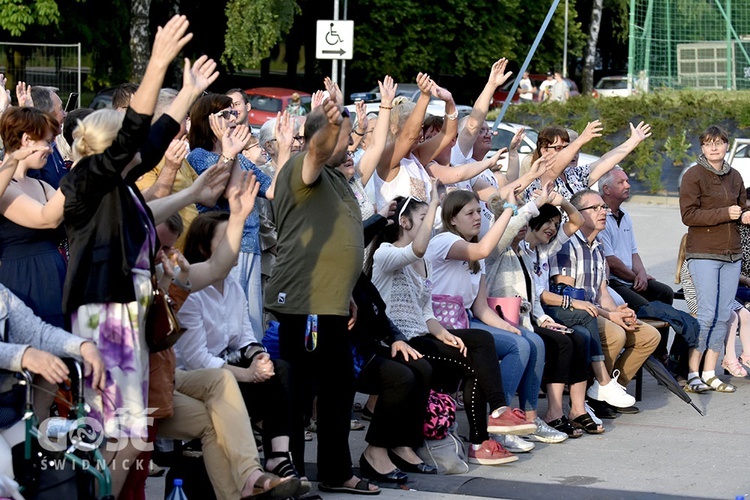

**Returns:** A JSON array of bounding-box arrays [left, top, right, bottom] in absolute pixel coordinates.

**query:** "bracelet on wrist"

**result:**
[[173, 275, 192, 292], [353, 129, 364, 136], [220, 154, 236, 163], [379, 105, 393, 110], [446, 110, 459, 121], [502, 202, 518, 216]]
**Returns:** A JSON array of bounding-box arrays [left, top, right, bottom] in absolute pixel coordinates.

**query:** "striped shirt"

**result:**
[[549, 230, 606, 304]]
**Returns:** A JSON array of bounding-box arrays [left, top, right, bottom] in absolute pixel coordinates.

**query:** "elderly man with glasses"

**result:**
[[549, 189, 659, 418]]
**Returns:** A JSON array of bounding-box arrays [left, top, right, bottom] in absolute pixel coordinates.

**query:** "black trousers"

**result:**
[[533, 326, 589, 385], [276, 313, 355, 485], [357, 352, 432, 449], [409, 328, 506, 444], [231, 358, 293, 454], [610, 278, 675, 309]]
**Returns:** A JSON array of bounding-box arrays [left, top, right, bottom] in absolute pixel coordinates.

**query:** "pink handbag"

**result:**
[[431, 294, 470, 330], [487, 296, 522, 327]]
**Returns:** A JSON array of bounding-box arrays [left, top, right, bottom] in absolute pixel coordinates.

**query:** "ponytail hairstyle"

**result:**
[[72, 109, 125, 163], [366, 195, 429, 276], [440, 190, 481, 274]]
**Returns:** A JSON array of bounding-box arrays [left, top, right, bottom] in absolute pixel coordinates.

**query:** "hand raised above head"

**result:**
[[181, 55, 219, 96], [150, 15, 193, 68], [16, 81, 32, 107], [322, 99, 343, 126], [416, 72, 432, 95], [487, 58, 513, 88], [430, 84, 453, 103], [275, 111, 294, 151], [378, 75, 397, 106], [227, 170, 260, 218], [509, 127, 525, 151], [324, 76, 344, 107], [629, 121, 652, 143], [310, 90, 325, 110], [579, 120, 603, 143]]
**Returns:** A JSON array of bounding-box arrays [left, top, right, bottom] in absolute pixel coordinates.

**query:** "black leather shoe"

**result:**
[[359, 454, 408, 483], [610, 403, 641, 414], [586, 399, 620, 419], [388, 450, 437, 474]]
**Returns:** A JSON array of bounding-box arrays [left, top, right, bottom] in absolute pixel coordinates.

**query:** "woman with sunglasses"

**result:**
[[679, 125, 750, 393], [187, 93, 272, 340], [520, 121, 651, 203]]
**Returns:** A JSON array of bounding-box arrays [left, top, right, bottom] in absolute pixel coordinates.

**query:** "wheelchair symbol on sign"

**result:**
[[326, 23, 344, 45]]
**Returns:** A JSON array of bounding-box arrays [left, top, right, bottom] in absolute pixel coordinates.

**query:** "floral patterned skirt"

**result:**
[[71, 270, 152, 440]]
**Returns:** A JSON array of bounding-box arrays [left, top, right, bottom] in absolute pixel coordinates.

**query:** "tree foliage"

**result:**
[[0, 0, 60, 36], [222, 0, 299, 70]]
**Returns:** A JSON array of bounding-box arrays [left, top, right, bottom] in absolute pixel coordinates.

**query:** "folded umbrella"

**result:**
[[642, 355, 704, 416]]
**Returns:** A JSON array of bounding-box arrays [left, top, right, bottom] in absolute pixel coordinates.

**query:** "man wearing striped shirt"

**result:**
[[549, 189, 659, 409]]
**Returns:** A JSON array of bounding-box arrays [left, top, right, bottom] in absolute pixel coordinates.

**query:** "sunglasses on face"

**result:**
[[213, 109, 239, 120]]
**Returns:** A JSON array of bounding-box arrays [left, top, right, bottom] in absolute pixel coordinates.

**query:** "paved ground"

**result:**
[[147, 201, 750, 499]]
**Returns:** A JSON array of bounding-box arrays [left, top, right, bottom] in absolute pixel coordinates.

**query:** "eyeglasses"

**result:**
[[701, 140, 727, 148], [544, 144, 568, 152], [213, 109, 239, 120], [398, 195, 424, 222], [579, 204, 609, 212]]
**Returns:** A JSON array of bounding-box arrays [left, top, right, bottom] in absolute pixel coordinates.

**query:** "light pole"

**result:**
[[563, 0, 568, 77]]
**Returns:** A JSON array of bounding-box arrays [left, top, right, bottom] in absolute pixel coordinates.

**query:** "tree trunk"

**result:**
[[582, 0, 603, 95], [130, 0, 152, 81]]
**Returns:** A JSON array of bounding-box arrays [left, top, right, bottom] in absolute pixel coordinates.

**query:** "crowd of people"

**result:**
[[0, 17, 748, 499]]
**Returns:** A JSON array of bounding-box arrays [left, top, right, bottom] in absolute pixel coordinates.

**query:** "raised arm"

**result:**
[[358, 76, 396, 186], [457, 58, 512, 156], [0, 183, 64, 229], [301, 99, 344, 185], [504, 127, 526, 182], [426, 148, 506, 185], [129, 15, 193, 116], [263, 111, 294, 201], [411, 180, 440, 257], [376, 72, 432, 176], [540, 120, 603, 185], [139, 138, 188, 201], [414, 84, 458, 165], [588, 121, 652, 186], [446, 188, 516, 262]]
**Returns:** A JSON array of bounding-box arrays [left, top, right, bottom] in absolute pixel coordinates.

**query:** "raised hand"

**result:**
[[181, 55, 219, 96], [323, 76, 343, 107], [528, 154, 552, 180], [378, 75, 397, 106], [275, 111, 294, 152], [222, 124, 251, 159], [629, 121, 652, 143], [509, 127, 526, 151], [209, 112, 230, 142], [193, 161, 232, 207], [164, 137, 189, 170], [579, 120, 603, 144], [416, 72, 432, 95], [16, 81, 32, 107], [227, 170, 260, 219], [150, 15, 193, 68], [310, 90, 325, 110], [431, 84, 453, 103], [489, 148, 508, 172], [322, 99, 343, 126], [488, 58, 513, 88], [354, 100, 368, 134], [0, 74, 9, 113]]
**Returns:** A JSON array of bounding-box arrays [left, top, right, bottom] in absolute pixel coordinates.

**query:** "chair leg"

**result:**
[[635, 368, 643, 402]]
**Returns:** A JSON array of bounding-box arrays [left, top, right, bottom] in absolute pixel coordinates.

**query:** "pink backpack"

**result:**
[[423, 390, 456, 440]]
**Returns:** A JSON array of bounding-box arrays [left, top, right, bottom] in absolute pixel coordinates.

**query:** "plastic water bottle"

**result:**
[[166, 478, 188, 500]]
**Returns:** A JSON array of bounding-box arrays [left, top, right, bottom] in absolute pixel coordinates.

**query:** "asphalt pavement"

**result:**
[[147, 200, 750, 500]]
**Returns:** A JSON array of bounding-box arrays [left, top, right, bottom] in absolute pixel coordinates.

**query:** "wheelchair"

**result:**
[[3, 359, 113, 500]]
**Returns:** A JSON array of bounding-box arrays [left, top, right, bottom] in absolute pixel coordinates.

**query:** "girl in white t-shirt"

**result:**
[[425, 189, 564, 444], [371, 182, 535, 465]]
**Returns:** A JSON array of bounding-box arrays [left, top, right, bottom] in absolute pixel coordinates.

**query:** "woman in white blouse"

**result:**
[[174, 211, 306, 492]]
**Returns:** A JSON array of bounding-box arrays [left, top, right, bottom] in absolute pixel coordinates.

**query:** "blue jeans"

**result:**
[[543, 305, 605, 362], [470, 318, 544, 411], [688, 258, 741, 353]]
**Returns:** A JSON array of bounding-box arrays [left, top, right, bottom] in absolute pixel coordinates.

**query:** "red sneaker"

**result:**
[[487, 408, 537, 435], [467, 439, 518, 465]]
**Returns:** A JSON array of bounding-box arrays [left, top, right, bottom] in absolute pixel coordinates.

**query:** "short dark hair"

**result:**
[[699, 125, 729, 146], [0, 106, 59, 153], [63, 108, 94, 148], [529, 204, 562, 231], [187, 94, 233, 151], [163, 213, 184, 237], [29, 86, 59, 113], [112, 83, 139, 109], [226, 88, 248, 104], [182, 211, 230, 264]]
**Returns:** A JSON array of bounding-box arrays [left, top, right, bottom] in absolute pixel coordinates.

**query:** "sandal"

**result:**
[[241, 472, 301, 500], [722, 358, 747, 377], [702, 376, 736, 393], [739, 355, 750, 371], [265, 451, 310, 496], [546, 416, 583, 438], [319, 479, 380, 495], [685, 376, 709, 393], [570, 413, 605, 434]]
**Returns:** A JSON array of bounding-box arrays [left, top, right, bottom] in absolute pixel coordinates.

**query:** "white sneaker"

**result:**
[[493, 433, 535, 453], [587, 370, 636, 408]]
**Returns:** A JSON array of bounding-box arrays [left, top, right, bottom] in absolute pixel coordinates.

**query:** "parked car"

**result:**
[[348, 83, 472, 120], [678, 138, 750, 189], [592, 76, 634, 98], [244, 87, 311, 129], [89, 88, 116, 110], [491, 76, 581, 107]]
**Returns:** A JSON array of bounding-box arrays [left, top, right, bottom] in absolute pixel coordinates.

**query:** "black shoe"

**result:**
[[586, 399, 620, 419], [361, 406, 374, 421], [387, 450, 437, 474], [609, 403, 641, 414], [359, 453, 408, 484]]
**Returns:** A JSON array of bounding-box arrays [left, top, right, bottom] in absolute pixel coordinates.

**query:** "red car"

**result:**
[[244, 87, 312, 128]]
